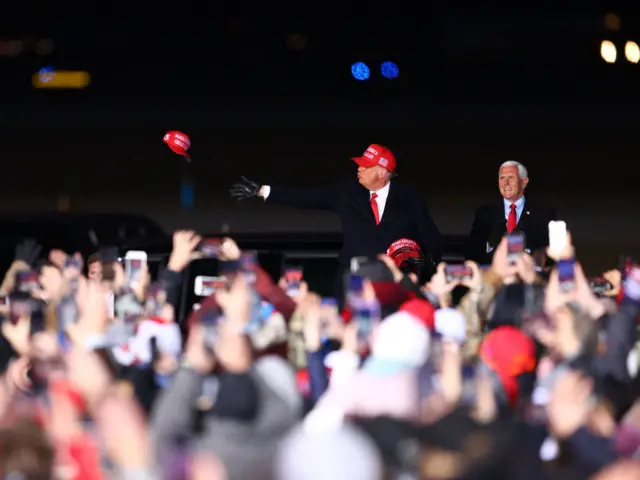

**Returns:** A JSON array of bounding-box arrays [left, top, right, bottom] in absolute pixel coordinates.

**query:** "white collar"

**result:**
[[503, 195, 525, 208], [370, 181, 391, 201]]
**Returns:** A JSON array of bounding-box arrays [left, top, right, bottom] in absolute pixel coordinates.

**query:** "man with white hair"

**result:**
[[465, 160, 556, 264]]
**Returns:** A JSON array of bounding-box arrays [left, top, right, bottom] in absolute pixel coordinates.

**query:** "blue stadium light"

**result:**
[[351, 62, 370, 80], [380, 61, 399, 79], [39, 66, 55, 82]]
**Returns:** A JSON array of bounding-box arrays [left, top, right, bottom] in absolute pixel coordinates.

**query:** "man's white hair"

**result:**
[[499, 160, 528, 180]]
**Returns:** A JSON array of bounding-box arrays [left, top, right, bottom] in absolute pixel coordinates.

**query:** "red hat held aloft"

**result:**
[[163, 130, 191, 160]]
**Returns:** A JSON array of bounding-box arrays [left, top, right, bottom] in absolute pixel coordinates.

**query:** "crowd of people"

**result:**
[[0, 146, 638, 479], [0, 223, 637, 479]]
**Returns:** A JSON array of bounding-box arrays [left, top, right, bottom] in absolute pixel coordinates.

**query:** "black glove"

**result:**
[[229, 176, 261, 201], [14, 238, 42, 266], [488, 221, 507, 249]]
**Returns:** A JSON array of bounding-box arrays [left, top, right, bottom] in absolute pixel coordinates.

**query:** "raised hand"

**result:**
[[229, 176, 261, 201]]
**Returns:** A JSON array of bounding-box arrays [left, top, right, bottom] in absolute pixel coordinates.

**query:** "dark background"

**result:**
[[0, 3, 638, 270]]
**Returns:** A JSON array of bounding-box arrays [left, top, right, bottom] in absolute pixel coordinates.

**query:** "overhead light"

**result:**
[[32, 69, 91, 89], [380, 61, 399, 79], [351, 62, 370, 81], [625, 41, 639, 63], [600, 40, 617, 63]]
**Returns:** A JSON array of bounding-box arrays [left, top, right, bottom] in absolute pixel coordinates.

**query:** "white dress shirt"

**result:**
[[487, 196, 527, 254], [370, 181, 390, 220], [261, 181, 391, 221]]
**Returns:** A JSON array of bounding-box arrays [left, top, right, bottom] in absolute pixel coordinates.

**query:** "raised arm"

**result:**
[[230, 176, 336, 211]]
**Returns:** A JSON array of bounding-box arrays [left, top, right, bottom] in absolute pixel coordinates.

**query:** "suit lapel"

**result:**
[[495, 201, 506, 225], [351, 183, 377, 223], [517, 198, 530, 231]]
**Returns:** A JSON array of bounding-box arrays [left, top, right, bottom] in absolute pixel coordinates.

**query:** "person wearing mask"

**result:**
[[465, 160, 556, 265], [229, 144, 443, 299]]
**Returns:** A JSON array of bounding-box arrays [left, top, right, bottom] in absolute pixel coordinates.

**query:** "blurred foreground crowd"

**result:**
[[0, 230, 639, 479]]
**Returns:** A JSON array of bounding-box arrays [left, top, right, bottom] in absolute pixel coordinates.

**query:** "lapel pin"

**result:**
[[526, 211, 530, 215]]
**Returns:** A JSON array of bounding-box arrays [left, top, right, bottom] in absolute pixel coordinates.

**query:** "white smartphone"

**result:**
[[194, 275, 228, 297], [548, 221, 567, 254], [124, 250, 147, 284], [350, 256, 368, 274]]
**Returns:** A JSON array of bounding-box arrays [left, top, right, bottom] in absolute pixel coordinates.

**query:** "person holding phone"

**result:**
[[465, 160, 556, 265], [229, 144, 443, 298]]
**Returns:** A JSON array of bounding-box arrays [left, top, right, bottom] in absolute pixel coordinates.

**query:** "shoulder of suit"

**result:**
[[391, 181, 418, 197], [523, 198, 556, 214]]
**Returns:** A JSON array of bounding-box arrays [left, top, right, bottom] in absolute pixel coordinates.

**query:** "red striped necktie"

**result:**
[[370, 192, 380, 225], [507, 203, 517, 233]]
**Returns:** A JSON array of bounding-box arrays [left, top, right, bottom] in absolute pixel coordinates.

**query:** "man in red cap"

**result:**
[[230, 144, 442, 299]]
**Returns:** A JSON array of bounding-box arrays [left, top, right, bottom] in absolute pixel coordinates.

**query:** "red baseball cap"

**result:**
[[479, 326, 536, 406], [387, 238, 423, 267], [352, 144, 397, 173], [163, 130, 191, 160], [400, 298, 435, 330]]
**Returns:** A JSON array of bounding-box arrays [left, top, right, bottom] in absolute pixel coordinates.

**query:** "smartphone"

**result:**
[[284, 267, 303, 297], [15, 270, 39, 293], [352, 299, 380, 347], [124, 251, 147, 284], [144, 283, 167, 317], [507, 232, 526, 265], [459, 364, 478, 407], [64, 255, 83, 271], [201, 309, 223, 352], [350, 256, 368, 274], [557, 259, 576, 292], [548, 221, 567, 255], [346, 275, 364, 306], [445, 264, 473, 283], [320, 297, 338, 342], [198, 238, 222, 258], [194, 276, 228, 297], [240, 252, 257, 284], [590, 277, 613, 295]]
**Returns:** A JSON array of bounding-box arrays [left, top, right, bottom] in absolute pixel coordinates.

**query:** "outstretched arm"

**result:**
[[229, 176, 336, 211], [261, 184, 336, 211]]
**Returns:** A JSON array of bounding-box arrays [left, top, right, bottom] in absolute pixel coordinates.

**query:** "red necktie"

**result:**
[[507, 203, 517, 233], [370, 192, 380, 225]]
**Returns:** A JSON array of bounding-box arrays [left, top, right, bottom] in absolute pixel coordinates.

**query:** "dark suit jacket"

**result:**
[[465, 198, 556, 265], [266, 178, 443, 269]]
